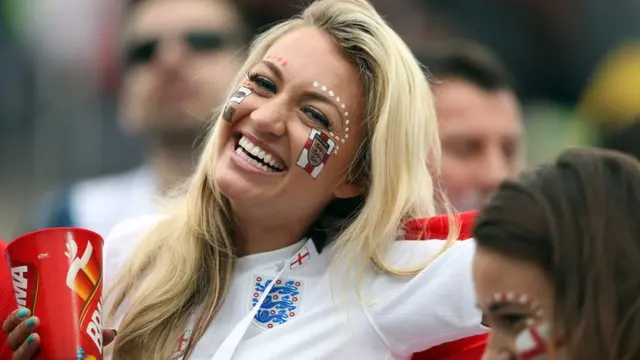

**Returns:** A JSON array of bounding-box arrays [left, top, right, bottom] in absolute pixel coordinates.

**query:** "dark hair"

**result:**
[[416, 41, 515, 92], [473, 147, 640, 360]]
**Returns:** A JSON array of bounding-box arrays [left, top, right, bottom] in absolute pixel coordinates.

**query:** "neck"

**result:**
[[146, 137, 199, 194], [233, 211, 313, 256]]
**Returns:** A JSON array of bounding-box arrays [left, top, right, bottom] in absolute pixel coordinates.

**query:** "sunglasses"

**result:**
[[124, 31, 235, 67]]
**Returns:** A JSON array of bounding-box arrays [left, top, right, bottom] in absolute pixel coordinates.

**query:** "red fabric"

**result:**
[[0, 241, 17, 358], [403, 211, 488, 360]]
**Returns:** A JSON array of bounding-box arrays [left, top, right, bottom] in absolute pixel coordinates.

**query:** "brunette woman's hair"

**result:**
[[474, 147, 640, 360]]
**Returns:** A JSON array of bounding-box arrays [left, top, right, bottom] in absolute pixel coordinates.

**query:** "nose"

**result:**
[[155, 39, 188, 70], [477, 148, 512, 194], [249, 97, 287, 138]]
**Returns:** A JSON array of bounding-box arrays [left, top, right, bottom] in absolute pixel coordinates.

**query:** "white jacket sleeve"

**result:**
[[366, 239, 487, 355]]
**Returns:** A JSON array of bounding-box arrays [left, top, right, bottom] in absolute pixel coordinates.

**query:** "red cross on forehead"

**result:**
[[265, 54, 288, 67]]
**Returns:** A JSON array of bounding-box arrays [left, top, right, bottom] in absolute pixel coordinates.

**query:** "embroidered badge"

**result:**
[[296, 129, 335, 179], [289, 246, 311, 271], [249, 276, 303, 329]]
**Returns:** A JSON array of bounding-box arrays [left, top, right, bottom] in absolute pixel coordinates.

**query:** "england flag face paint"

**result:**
[[515, 321, 566, 360], [222, 84, 253, 123], [296, 129, 335, 179]]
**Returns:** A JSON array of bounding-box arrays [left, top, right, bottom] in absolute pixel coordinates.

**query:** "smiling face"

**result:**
[[214, 27, 365, 226]]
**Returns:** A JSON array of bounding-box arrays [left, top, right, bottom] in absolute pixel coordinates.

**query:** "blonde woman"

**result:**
[[3, 0, 488, 358]]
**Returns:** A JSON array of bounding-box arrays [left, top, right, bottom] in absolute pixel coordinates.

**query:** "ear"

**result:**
[[332, 179, 365, 199]]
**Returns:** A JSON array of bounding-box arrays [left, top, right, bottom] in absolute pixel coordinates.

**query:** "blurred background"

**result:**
[[0, 0, 639, 239]]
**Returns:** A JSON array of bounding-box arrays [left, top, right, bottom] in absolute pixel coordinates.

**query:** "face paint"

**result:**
[[516, 321, 566, 360], [222, 84, 253, 123], [297, 129, 335, 179], [312, 81, 350, 153], [489, 292, 545, 319], [265, 54, 288, 67], [488, 292, 566, 360]]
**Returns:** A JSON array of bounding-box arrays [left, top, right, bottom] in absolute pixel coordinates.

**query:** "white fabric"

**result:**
[[103, 216, 486, 360], [70, 167, 158, 237]]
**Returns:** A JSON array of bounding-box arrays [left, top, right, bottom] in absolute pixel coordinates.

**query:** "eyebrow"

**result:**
[[263, 60, 284, 82]]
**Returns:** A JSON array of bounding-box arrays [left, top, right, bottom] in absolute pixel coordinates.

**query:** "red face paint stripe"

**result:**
[[520, 326, 549, 359]]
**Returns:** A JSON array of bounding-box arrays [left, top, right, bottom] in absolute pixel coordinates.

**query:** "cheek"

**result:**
[[293, 128, 337, 180]]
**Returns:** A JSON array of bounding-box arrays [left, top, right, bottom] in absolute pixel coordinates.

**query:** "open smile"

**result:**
[[233, 135, 286, 173]]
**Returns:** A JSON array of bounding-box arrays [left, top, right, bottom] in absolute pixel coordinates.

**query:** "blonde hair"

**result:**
[[107, 0, 456, 358]]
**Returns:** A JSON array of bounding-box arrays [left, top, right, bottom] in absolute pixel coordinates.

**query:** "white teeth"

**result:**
[[236, 135, 285, 171]]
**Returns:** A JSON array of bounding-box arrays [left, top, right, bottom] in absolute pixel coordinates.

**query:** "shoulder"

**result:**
[[365, 212, 485, 353], [386, 210, 478, 268]]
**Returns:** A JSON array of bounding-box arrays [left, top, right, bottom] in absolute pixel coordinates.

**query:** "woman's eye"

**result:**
[[302, 106, 332, 128], [498, 314, 525, 328], [248, 73, 277, 93]]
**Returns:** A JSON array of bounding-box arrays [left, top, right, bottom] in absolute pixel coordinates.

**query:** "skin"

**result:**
[[435, 79, 524, 211], [473, 246, 555, 360], [215, 27, 366, 255], [1, 309, 116, 359]]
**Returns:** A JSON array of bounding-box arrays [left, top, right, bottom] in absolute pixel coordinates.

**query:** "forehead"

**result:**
[[435, 79, 522, 139], [264, 27, 362, 105], [473, 246, 553, 308], [128, 0, 238, 36]]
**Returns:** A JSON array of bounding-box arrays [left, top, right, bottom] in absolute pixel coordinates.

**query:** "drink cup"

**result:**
[[5, 228, 104, 360]]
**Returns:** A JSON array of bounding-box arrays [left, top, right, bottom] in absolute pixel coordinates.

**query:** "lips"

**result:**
[[235, 135, 285, 172]]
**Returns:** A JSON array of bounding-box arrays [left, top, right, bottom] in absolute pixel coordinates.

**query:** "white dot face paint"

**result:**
[[310, 80, 351, 152]]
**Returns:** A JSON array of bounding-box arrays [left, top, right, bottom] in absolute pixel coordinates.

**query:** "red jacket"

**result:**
[[406, 211, 487, 360], [0, 241, 17, 358]]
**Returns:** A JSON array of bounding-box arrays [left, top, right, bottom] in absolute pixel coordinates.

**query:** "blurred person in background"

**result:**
[[418, 42, 525, 212], [34, 0, 249, 236], [473, 148, 640, 359]]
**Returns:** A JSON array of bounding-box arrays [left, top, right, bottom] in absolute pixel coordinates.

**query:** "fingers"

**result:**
[[103, 328, 118, 346], [12, 333, 40, 360], [7, 315, 39, 352], [2, 309, 30, 335]]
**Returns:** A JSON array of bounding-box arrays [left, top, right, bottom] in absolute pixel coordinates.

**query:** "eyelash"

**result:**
[[495, 313, 527, 331], [246, 71, 334, 130]]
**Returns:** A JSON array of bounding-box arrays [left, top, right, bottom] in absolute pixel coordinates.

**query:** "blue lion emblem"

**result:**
[[250, 275, 303, 329]]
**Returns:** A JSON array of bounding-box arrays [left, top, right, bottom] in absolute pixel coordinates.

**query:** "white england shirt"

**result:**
[[103, 215, 486, 360]]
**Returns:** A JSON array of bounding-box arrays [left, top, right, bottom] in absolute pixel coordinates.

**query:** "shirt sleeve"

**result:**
[[366, 239, 487, 356]]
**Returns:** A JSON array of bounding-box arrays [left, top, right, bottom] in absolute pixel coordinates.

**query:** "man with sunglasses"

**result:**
[[34, 0, 249, 237]]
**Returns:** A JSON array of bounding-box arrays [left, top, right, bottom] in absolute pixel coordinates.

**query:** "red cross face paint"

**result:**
[[222, 84, 253, 123], [297, 129, 335, 179], [516, 321, 566, 360]]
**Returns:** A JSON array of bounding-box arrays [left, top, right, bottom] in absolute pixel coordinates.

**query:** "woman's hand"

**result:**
[[2, 309, 117, 359]]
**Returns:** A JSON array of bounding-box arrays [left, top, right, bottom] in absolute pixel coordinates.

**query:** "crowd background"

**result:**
[[0, 0, 639, 240]]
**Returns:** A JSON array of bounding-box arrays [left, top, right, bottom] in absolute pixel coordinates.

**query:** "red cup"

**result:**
[[5, 228, 104, 360]]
